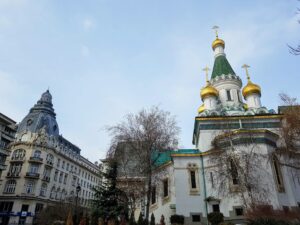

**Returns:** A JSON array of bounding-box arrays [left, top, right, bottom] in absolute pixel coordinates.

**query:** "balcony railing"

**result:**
[[25, 172, 40, 179], [6, 172, 20, 177], [45, 161, 54, 167], [42, 176, 50, 182], [29, 156, 43, 163], [10, 157, 25, 162]]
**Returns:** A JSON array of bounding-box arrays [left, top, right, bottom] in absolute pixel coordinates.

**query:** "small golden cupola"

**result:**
[[212, 25, 225, 50], [242, 64, 261, 98], [200, 66, 219, 100]]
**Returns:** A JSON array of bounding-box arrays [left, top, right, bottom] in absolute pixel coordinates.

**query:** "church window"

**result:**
[[192, 215, 201, 222], [190, 171, 197, 188], [235, 207, 244, 216], [4, 180, 16, 193], [40, 183, 47, 197], [226, 90, 232, 101], [163, 179, 169, 198], [230, 160, 239, 185], [151, 186, 156, 204], [237, 90, 242, 102], [212, 204, 220, 212], [272, 156, 285, 192]]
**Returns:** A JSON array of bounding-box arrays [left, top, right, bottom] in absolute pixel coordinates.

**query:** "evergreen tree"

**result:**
[[150, 213, 155, 225], [92, 160, 127, 224], [137, 212, 144, 225], [129, 213, 136, 225]]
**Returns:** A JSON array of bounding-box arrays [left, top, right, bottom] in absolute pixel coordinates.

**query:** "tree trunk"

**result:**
[[145, 172, 152, 224]]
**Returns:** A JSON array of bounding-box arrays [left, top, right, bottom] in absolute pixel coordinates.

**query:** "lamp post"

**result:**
[[75, 184, 81, 225]]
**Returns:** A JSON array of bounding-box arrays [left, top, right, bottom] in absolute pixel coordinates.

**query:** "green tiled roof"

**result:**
[[211, 55, 236, 79], [152, 149, 201, 167]]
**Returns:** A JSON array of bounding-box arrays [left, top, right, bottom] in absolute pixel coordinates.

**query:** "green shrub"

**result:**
[[170, 215, 184, 224], [207, 212, 224, 225]]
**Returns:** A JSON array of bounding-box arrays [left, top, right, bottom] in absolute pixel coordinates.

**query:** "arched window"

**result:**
[[25, 181, 35, 194], [4, 180, 16, 193], [33, 150, 41, 158], [40, 183, 47, 197], [46, 154, 54, 165], [50, 186, 55, 199], [11, 149, 25, 160]]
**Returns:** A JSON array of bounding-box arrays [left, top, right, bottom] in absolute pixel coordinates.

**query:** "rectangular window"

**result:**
[[151, 186, 156, 204], [57, 159, 60, 167], [29, 164, 39, 174], [235, 207, 244, 216], [237, 90, 242, 102], [163, 179, 169, 198], [192, 215, 201, 222], [190, 171, 197, 189], [226, 90, 232, 101], [212, 204, 220, 212]]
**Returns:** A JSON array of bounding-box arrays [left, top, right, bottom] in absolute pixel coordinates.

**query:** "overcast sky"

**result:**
[[0, 0, 299, 162]]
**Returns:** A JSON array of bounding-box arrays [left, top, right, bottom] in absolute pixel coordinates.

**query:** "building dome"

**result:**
[[212, 38, 225, 50], [198, 104, 205, 113], [242, 80, 261, 98], [17, 90, 59, 136], [200, 83, 219, 100]]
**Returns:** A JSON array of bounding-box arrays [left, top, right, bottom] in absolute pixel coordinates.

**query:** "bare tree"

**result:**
[[288, 1, 300, 55], [208, 130, 272, 208], [276, 93, 300, 171], [106, 106, 180, 222]]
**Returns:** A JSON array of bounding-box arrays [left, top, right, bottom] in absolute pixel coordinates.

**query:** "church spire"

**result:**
[[210, 26, 236, 80]]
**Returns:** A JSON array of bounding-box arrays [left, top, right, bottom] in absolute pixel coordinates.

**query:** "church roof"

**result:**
[[211, 55, 236, 79], [17, 90, 59, 136]]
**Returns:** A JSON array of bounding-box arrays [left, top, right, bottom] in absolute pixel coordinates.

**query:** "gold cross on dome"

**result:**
[[242, 64, 251, 80], [203, 66, 210, 84], [212, 25, 219, 38]]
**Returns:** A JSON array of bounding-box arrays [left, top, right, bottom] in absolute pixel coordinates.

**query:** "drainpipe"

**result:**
[[200, 154, 209, 225]]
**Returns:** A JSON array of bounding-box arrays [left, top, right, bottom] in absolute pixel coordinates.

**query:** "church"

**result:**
[[140, 31, 300, 224]]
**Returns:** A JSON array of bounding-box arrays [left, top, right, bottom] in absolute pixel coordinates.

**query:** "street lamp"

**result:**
[[75, 184, 81, 225]]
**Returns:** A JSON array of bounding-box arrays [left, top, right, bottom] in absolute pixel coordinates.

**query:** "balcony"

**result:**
[[42, 176, 50, 182], [0, 148, 10, 156], [10, 157, 24, 162], [29, 156, 43, 163], [6, 172, 20, 178], [25, 172, 40, 179], [45, 161, 54, 167], [0, 164, 7, 170]]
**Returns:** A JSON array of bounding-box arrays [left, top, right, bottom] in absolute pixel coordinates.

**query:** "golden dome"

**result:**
[[242, 80, 261, 98], [212, 38, 225, 50], [198, 104, 205, 113], [200, 83, 219, 100]]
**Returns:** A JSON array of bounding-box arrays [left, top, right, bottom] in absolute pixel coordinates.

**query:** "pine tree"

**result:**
[[137, 212, 144, 225], [150, 213, 155, 225], [129, 213, 136, 225], [92, 160, 127, 224]]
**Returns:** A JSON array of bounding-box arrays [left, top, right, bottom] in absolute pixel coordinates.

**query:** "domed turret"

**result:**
[[212, 38, 225, 50], [241, 64, 262, 109], [200, 83, 219, 100], [242, 81, 261, 98], [17, 90, 59, 136]]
